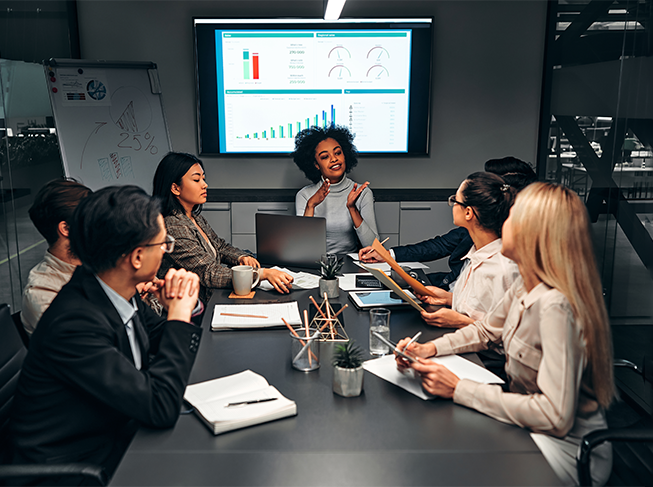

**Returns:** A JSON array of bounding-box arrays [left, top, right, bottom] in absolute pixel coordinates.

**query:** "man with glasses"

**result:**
[[9, 185, 202, 481]]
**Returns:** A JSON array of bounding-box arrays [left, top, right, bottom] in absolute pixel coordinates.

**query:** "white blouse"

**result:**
[[451, 239, 519, 322]]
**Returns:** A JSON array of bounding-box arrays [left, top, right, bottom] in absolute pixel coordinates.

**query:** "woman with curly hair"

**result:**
[[292, 125, 379, 253]]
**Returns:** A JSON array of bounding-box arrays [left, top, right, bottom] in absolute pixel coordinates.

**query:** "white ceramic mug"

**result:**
[[232, 265, 261, 296]]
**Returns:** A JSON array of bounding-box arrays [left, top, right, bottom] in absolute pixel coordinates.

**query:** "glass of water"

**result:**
[[369, 308, 391, 356]]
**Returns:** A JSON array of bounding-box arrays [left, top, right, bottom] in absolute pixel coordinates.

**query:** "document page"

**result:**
[[212, 302, 302, 330], [364, 354, 504, 400]]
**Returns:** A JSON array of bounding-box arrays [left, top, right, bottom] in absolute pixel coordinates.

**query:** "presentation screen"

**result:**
[[194, 18, 433, 155]]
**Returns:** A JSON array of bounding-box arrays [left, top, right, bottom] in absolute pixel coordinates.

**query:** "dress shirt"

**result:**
[[432, 278, 610, 484], [451, 239, 519, 322], [21, 250, 77, 335], [95, 276, 142, 370]]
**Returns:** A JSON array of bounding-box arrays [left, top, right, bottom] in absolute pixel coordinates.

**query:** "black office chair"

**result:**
[[577, 358, 653, 486], [10, 311, 29, 350], [0, 303, 107, 486]]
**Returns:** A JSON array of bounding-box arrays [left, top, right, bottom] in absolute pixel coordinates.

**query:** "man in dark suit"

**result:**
[[9, 185, 202, 481]]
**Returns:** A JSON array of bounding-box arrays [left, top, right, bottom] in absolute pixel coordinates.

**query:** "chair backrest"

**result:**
[[11, 311, 30, 349], [0, 303, 28, 440]]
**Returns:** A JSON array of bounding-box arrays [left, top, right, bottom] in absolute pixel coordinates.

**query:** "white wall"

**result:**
[[76, 0, 547, 190]]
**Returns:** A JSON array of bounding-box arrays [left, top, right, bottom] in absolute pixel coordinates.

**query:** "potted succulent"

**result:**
[[332, 340, 365, 397], [318, 254, 343, 299]]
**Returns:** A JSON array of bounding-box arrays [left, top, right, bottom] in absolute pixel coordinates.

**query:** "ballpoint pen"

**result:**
[[403, 331, 422, 352], [225, 398, 278, 407]]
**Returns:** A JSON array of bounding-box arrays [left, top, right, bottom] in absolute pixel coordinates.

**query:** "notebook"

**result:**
[[184, 370, 297, 435], [255, 213, 326, 269]]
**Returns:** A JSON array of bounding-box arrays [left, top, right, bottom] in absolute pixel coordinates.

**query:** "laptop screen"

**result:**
[[255, 213, 326, 269]]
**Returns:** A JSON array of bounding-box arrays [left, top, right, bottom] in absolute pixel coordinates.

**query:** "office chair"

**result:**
[[10, 311, 29, 349], [0, 303, 107, 486], [577, 358, 653, 486]]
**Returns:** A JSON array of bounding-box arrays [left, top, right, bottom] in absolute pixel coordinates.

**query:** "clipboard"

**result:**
[[360, 264, 424, 312], [370, 239, 438, 299]]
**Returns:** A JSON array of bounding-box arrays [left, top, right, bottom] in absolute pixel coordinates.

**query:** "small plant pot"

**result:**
[[333, 365, 364, 397], [319, 277, 339, 299]]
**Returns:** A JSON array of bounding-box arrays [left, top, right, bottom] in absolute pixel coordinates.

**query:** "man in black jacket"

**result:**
[[9, 185, 202, 481]]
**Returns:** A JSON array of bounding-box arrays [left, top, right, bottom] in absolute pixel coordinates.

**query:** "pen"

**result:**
[[220, 313, 268, 319], [361, 237, 390, 260], [403, 331, 422, 352], [225, 398, 278, 407]]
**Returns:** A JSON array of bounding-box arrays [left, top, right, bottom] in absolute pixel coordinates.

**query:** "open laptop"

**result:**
[[255, 213, 326, 269]]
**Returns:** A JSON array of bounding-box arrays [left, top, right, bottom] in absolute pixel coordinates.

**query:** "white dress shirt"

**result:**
[[95, 276, 142, 370], [451, 238, 519, 322]]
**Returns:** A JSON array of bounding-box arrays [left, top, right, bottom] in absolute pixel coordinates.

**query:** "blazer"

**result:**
[[9, 266, 202, 472], [392, 227, 472, 289], [159, 212, 248, 304]]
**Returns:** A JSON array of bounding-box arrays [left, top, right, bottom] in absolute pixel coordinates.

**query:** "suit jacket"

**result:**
[[9, 266, 202, 471], [392, 227, 472, 289], [158, 212, 248, 304]]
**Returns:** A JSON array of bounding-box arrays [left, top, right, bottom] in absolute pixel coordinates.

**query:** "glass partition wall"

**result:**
[[540, 0, 653, 412], [0, 0, 76, 313]]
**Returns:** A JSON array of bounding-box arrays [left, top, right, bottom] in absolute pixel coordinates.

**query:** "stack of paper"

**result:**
[[184, 370, 297, 435], [211, 302, 302, 330], [364, 354, 504, 400]]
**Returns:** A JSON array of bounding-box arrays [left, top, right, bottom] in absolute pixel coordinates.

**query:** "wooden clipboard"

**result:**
[[359, 264, 424, 312], [370, 238, 438, 298]]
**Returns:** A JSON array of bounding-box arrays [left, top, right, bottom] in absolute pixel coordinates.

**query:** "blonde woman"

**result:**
[[397, 182, 614, 485]]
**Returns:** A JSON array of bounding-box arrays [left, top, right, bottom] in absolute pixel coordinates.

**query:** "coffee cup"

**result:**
[[232, 265, 260, 296]]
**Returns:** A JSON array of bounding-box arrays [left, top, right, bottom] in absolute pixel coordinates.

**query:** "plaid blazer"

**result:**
[[158, 212, 248, 304]]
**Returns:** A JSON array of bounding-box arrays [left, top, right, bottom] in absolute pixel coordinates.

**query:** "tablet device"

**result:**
[[370, 331, 418, 363], [348, 290, 418, 310]]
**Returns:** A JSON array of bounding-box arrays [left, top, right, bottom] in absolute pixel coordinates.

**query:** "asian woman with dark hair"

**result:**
[[152, 152, 293, 304], [293, 125, 379, 253]]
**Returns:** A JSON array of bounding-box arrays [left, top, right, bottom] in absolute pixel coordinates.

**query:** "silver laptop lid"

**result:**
[[255, 213, 326, 269]]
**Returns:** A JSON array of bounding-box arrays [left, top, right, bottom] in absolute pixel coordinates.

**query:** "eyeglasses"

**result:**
[[448, 195, 466, 207], [142, 234, 175, 253]]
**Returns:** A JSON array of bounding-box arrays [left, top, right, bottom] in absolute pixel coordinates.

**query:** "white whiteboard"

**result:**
[[45, 59, 171, 192]]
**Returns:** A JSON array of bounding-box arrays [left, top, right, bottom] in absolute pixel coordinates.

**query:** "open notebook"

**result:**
[[184, 370, 297, 435]]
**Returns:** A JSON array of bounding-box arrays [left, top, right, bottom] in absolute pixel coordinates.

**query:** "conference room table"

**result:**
[[111, 259, 560, 486]]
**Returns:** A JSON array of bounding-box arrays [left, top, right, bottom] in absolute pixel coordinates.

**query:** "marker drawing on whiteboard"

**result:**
[[110, 152, 122, 179], [116, 101, 138, 132], [121, 156, 134, 179], [98, 158, 111, 181], [81, 122, 107, 169]]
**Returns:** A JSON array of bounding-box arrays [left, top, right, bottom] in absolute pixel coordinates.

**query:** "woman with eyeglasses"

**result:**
[[152, 152, 293, 305], [416, 172, 519, 328], [396, 183, 614, 485]]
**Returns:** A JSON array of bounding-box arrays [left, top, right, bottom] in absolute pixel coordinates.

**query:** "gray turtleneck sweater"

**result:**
[[295, 176, 379, 253]]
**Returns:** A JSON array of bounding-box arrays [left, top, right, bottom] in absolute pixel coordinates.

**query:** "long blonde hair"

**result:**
[[510, 182, 614, 407]]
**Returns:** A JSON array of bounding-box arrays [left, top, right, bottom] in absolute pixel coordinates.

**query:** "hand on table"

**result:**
[[358, 246, 384, 263], [239, 255, 260, 268], [420, 307, 474, 328], [410, 358, 460, 399], [261, 268, 293, 294], [394, 337, 436, 371]]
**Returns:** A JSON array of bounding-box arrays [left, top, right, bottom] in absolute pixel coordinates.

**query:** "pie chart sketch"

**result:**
[[110, 86, 153, 133], [87, 80, 107, 100]]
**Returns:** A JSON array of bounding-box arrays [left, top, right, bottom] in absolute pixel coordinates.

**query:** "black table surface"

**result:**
[[111, 260, 560, 486]]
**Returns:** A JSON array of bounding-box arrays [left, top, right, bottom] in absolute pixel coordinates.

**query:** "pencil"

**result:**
[[282, 317, 317, 362], [220, 313, 268, 319]]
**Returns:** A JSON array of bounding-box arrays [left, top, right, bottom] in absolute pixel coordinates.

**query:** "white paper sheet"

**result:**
[[364, 354, 504, 400], [257, 266, 320, 291], [211, 302, 302, 330]]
